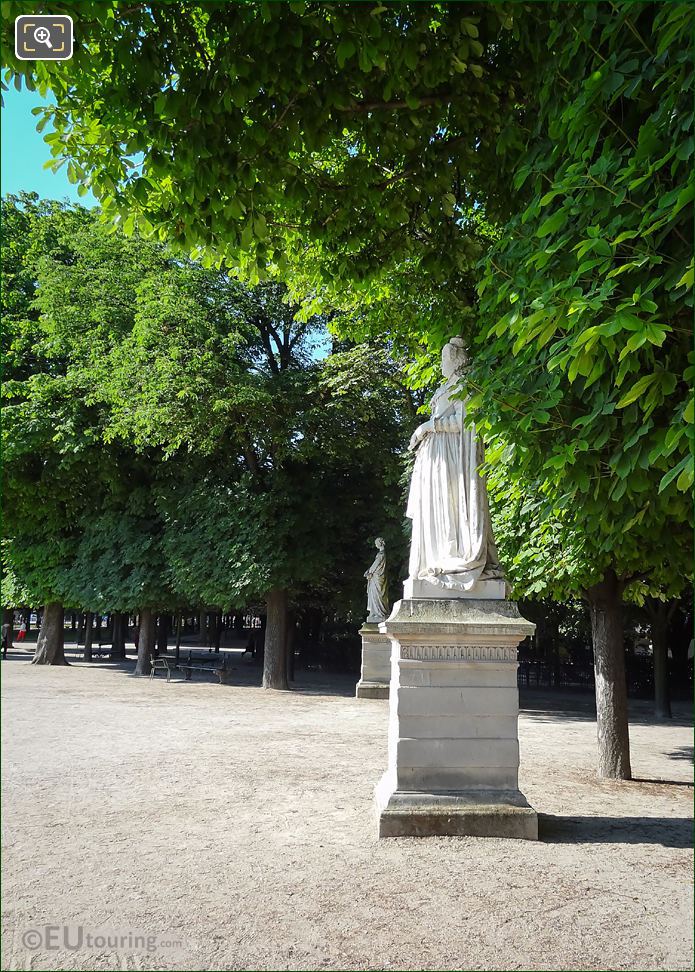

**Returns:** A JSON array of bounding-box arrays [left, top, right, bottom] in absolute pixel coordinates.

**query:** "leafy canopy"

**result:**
[[1, 0, 531, 290], [2, 4, 691, 606], [467, 2, 693, 599], [2, 196, 412, 616]]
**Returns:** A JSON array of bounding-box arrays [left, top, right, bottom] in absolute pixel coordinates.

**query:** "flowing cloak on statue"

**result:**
[[406, 379, 500, 592], [366, 549, 389, 622]]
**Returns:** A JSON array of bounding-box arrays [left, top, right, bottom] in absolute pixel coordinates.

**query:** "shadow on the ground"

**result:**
[[5, 651, 691, 715], [49, 650, 359, 698], [539, 813, 693, 848], [520, 690, 693, 728], [666, 745, 694, 762], [1, 650, 36, 662], [289, 675, 357, 698]]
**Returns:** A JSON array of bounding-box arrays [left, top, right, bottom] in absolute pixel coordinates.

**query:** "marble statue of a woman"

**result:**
[[405, 338, 504, 594], [365, 537, 389, 622]]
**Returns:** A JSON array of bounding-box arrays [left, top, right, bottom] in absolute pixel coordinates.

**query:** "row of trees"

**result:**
[[2, 195, 413, 685], [1, 1, 692, 775], [4, 196, 688, 700]]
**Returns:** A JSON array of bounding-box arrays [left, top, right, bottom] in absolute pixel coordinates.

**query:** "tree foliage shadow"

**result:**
[[519, 690, 693, 728], [665, 745, 694, 762], [539, 813, 693, 848], [72, 651, 357, 696], [289, 675, 358, 698]]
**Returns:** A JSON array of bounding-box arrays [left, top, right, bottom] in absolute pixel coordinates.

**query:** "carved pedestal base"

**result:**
[[402, 577, 506, 600], [356, 623, 390, 699], [375, 598, 537, 839], [375, 784, 538, 839]]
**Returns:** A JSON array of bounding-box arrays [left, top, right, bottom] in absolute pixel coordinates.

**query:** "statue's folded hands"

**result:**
[[408, 418, 434, 452]]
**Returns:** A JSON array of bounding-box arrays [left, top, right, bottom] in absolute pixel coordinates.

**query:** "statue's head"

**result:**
[[441, 337, 468, 379], [375, 537, 385, 550]]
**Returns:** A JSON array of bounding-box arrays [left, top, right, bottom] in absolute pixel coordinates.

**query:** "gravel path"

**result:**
[[1, 652, 692, 971]]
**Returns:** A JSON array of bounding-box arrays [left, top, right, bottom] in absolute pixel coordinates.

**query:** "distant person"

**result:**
[[1, 622, 12, 659], [131, 624, 140, 648], [17, 620, 27, 643]]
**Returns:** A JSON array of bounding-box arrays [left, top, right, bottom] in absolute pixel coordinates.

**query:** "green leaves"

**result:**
[[2, 2, 691, 609], [336, 38, 355, 68], [658, 454, 693, 494], [537, 209, 566, 237], [675, 262, 693, 290], [471, 1, 693, 600], [2, 198, 412, 616], [0, 0, 528, 299], [615, 373, 659, 409]]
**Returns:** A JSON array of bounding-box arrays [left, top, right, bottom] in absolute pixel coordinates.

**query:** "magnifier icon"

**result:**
[[33, 26, 53, 49]]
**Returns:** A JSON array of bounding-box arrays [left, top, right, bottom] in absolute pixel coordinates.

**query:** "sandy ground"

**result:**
[[1, 643, 692, 972]]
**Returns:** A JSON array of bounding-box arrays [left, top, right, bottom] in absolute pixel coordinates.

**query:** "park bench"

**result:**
[[149, 653, 174, 681], [148, 650, 235, 684], [177, 658, 234, 684]]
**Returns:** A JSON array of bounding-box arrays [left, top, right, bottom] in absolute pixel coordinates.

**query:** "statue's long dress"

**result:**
[[366, 551, 389, 622], [406, 381, 499, 592]]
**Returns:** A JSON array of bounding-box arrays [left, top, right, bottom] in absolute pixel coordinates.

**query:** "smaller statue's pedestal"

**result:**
[[375, 594, 537, 839], [356, 623, 390, 699]]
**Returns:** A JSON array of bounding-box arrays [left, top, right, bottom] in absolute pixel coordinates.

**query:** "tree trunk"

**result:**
[[77, 612, 85, 645], [653, 636, 671, 720], [106, 611, 118, 659], [213, 609, 222, 653], [108, 613, 118, 659], [83, 612, 94, 662], [174, 611, 183, 664], [134, 608, 156, 676], [646, 600, 672, 720], [585, 571, 631, 779], [157, 613, 170, 654], [32, 603, 69, 666], [286, 610, 296, 683], [262, 588, 289, 690], [109, 612, 127, 660], [199, 609, 207, 643]]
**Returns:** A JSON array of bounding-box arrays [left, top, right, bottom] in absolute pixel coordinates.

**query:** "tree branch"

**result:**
[[339, 94, 451, 113], [240, 432, 262, 479]]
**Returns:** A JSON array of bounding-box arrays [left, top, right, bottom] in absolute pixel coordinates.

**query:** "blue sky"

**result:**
[[1, 86, 97, 204]]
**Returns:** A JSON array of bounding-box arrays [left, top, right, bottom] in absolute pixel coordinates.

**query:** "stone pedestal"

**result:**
[[375, 597, 537, 839], [402, 577, 507, 600], [356, 623, 390, 699]]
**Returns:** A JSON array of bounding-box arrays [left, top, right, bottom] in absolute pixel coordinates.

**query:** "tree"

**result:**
[[2, 196, 103, 662], [1, 196, 179, 665], [2, 198, 412, 686], [0, 1, 535, 679], [101, 277, 411, 688], [643, 598, 676, 720], [465, 3, 693, 777], [4, 4, 690, 765], [82, 610, 95, 663], [32, 603, 68, 666], [1, 2, 531, 286], [277, 2, 693, 770]]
